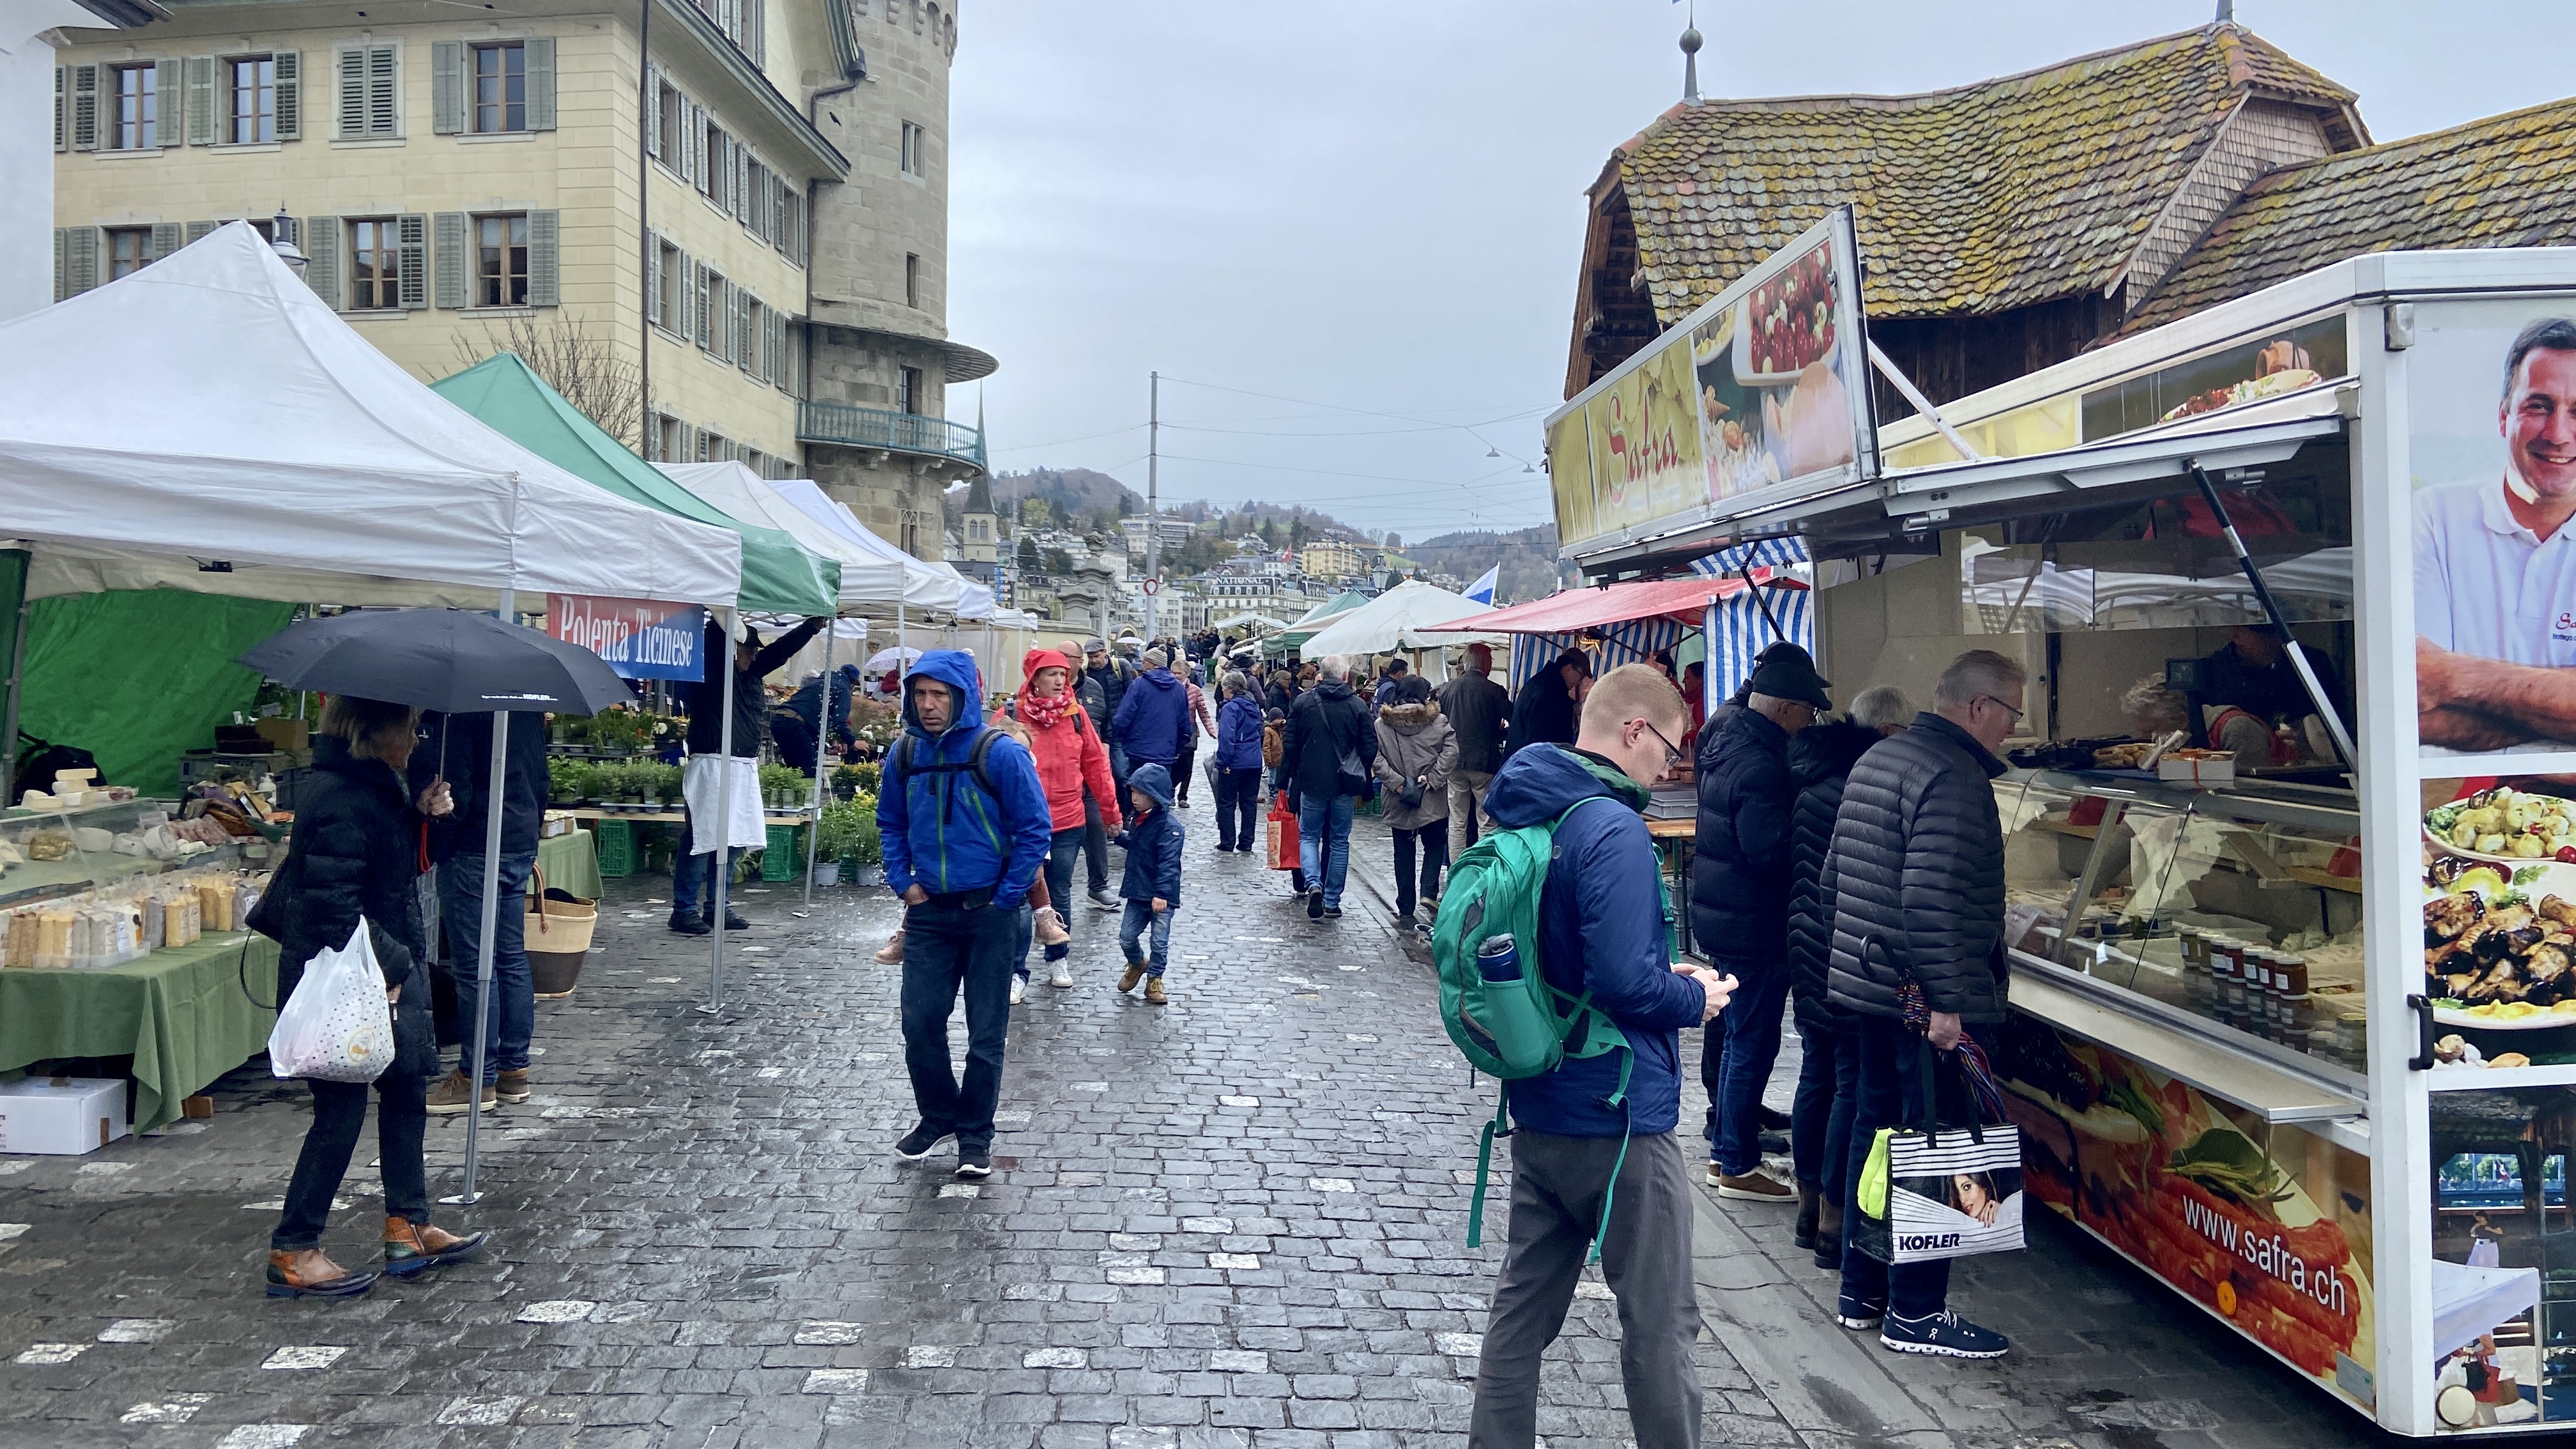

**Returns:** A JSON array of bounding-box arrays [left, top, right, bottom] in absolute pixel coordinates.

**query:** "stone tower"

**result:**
[[958, 471, 998, 570], [801, 0, 995, 560]]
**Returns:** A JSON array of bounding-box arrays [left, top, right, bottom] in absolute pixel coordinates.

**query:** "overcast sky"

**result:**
[[945, 1, 2570, 546]]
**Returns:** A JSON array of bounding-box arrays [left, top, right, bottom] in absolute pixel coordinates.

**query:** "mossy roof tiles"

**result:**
[[1614, 24, 2358, 324]]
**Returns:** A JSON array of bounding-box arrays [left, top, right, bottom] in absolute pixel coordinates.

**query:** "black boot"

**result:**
[[1814, 1197, 1843, 1269], [1793, 1182, 1821, 1251]]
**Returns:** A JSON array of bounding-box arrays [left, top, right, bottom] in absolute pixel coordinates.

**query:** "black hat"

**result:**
[[1749, 652, 1833, 710]]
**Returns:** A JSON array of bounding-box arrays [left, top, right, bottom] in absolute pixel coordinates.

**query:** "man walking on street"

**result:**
[[1282, 654, 1375, 921], [1436, 641, 1510, 857], [1822, 649, 2022, 1359], [1470, 664, 1732, 1449], [410, 709, 548, 1115], [1113, 647, 1193, 786], [881, 651, 1052, 1180], [1696, 651, 1831, 1202]]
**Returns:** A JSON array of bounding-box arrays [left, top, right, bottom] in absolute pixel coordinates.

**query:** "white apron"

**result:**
[[680, 754, 765, 853]]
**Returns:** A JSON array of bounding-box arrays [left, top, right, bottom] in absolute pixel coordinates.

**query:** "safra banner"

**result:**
[[546, 595, 707, 682], [1854, 1123, 2027, 1264]]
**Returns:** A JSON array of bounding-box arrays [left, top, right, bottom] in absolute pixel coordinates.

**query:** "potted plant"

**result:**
[[813, 801, 866, 888], [845, 797, 884, 887]]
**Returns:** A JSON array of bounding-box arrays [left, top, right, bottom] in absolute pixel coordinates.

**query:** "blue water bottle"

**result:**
[[1476, 933, 1521, 983]]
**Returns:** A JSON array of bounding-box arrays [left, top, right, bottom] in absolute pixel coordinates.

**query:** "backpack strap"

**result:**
[[1468, 1080, 1510, 1250]]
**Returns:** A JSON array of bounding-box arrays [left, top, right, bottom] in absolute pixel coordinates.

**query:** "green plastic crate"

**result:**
[[594, 818, 636, 878], [762, 823, 802, 881]]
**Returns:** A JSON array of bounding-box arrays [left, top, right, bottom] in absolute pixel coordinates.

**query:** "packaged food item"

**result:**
[[26, 831, 72, 862]]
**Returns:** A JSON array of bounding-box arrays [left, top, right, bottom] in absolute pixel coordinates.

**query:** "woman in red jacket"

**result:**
[[997, 648, 1120, 992]]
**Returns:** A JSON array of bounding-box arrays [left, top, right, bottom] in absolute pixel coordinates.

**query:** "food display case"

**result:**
[[1551, 244, 2576, 1435], [0, 797, 252, 911]]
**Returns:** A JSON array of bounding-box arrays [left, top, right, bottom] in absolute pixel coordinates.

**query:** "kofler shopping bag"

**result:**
[[1851, 1038, 2025, 1266], [1265, 791, 1301, 870]]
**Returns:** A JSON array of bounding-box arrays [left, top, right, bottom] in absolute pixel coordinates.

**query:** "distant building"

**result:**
[[1297, 540, 1365, 581], [1119, 515, 1194, 558], [953, 471, 998, 580]]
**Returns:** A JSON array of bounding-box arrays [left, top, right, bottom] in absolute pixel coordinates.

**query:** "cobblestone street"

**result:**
[[1, 811, 2391, 1448]]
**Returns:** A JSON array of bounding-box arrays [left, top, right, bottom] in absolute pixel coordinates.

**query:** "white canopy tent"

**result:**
[[1300, 580, 1506, 663], [658, 462, 911, 608], [767, 479, 965, 614], [0, 224, 744, 608]]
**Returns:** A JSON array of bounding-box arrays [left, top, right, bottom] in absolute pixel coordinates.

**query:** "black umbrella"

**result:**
[[238, 608, 631, 716]]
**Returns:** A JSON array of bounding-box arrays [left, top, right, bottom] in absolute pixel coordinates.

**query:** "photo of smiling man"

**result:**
[[2415, 316, 2576, 754]]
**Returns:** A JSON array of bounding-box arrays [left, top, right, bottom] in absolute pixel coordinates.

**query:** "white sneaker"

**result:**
[[1009, 976, 1027, 1004], [1048, 964, 1074, 989]]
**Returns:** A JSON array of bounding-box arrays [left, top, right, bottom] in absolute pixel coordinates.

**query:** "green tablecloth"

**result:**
[[0, 931, 279, 1133], [535, 828, 601, 901]]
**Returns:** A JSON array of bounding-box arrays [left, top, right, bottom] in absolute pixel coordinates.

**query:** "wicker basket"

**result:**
[[525, 870, 597, 999]]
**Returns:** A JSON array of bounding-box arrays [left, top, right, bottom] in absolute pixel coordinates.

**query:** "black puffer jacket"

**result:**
[[1822, 712, 2010, 1023], [1687, 703, 1795, 963], [1785, 719, 1882, 1031], [264, 737, 435, 1072], [1282, 678, 1375, 804]]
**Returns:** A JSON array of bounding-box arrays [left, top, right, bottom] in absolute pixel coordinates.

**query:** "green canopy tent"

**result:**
[[431, 353, 837, 615], [1269, 589, 1373, 657]]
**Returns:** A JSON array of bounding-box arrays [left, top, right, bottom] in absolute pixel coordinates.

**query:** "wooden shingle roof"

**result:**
[[1613, 23, 2363, 325], [2120, 97, 2576, 333]]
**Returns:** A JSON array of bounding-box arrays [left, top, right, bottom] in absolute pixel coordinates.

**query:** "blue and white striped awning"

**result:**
[[1690, 536, 1811, 576]]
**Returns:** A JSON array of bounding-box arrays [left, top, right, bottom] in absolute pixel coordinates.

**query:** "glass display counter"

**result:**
[[0, 798, 254, 911]]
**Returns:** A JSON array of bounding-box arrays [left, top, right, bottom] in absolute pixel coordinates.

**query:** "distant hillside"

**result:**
[[1409, 525, 1564, 604], [949, 468, 1370, 546], [991, 467, 1138, 515]]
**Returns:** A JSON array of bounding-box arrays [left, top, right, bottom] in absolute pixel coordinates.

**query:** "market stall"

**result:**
[[0, 224, 746, 1142], [1297, 580, 1503, 683], [1546, 227, 2576, 1436]]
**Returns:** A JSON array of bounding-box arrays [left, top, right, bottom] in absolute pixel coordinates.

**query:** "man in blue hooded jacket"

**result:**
[[1469, 664, 1731, 1449], [878, 650, 1052, 1179], [1112, 647, 1193, 778]]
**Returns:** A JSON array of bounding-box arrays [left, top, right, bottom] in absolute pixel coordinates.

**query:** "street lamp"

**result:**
[[268, 204, 309, 284]]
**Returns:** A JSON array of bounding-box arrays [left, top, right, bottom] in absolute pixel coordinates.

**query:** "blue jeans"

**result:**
[[1712, 953, 1790, 1176], [1214, 767, 1262, 850], [441, 850, 537, 1083], [1791, 1015, 1859, 1198], [1119, 900, 1174, 976], [1298, 793, 1356, 908], [1015, 828, 1085, 979], [1840, 1012, 1960, 1318], [899, 896, 1018, 1153], [672, 808, 746, 919]]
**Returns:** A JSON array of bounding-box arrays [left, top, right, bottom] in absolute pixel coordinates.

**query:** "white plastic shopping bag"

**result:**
[[266, 919, 394, 1082]]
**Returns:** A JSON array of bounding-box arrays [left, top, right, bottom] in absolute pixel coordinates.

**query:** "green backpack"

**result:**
[[1434, 793, 1655, 1259]]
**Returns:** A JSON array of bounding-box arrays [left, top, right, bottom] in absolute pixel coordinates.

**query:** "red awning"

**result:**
[[1422, 569, 1804, 636]]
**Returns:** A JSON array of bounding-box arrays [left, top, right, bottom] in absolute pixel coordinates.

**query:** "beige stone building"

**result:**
[[48, 0, 991, 556]]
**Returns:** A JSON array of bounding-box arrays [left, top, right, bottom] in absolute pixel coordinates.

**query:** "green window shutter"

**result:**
[[184, 56, 214, 144], [272, 50, 300, 139], [737, 295, 754, 375], [54, 68, 65, 151], [526, 210, 559, 306], [65, 227, 97, 296], [185, 220, 217, 244], [431, 41, 461, 134], [52, 228, 68, 302], [337, 47, 365, 137], [433, 211, 466, 307], [70, 64, 97, 151], [694, 263, 710, 349], [369, 45, 398, 135], [641, 65, 659, 158], [526, 36, 555, 131], [149, 222, 181, 259], [643, 233, 659, 328], [303, 217, 341, 307], [154, 59, 179, 145], [397, 213, 428, 308], [734, 142, 750, 223]]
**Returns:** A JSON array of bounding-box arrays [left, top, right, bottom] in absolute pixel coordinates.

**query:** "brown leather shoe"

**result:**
[[383, 1216, 488, 1277], [494, 1069, 531, 1104], [1117, 963, 1145, 993], [264, 1248, 376, 1298], [873, 930, 905, 965], [1144, 977, 1168, 1006], [425, 1070, 494, 1115]]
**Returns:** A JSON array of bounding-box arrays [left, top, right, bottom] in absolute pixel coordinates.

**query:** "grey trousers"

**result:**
[[1448, 767, 1494, 859], [1469, 1129, 1703, 1449]]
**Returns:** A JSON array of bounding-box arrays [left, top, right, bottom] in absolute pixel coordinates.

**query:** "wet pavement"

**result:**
[[0, 804, 2394, 1448]]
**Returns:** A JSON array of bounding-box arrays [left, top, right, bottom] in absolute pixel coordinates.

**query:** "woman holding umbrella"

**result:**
[[260, 695, 489, 1298]]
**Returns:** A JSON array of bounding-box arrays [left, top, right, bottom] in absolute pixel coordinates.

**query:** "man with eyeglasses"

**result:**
[[1694, 650, 1832, 1206], [1817, 648, 2025, 1361]]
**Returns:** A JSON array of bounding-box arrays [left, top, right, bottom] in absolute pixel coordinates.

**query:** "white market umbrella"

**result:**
[[658, 462, 910, 608], [1300, 579, 1506, 659]]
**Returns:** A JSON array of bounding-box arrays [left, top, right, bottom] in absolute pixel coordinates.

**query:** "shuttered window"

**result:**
[[525, 36, 555, 130], [430, 41, 462, 134], [109, 63, 160, 150], [183, 56, 214, 146], [339, 43, 398, 138], [397, 213, 427, 308], [105, 227, 151, 280], [53, 67, 65, 151], [433, 210, 467, 307], [54, 227, 98, 300], [273, 51, 301, 139], [305, 216, 344, 308], [226, 56, 277, 143], [184, 220, 217, 244], [694, 263, 712, 349], [525, 209, 558, 306], [68, 64, 97, 151]]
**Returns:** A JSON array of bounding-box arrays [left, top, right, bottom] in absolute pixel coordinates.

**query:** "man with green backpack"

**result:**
[[1439, 664, 1733, 1449]]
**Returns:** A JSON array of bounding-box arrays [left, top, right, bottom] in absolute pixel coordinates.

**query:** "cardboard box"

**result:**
[[0, 1076, 128, 1155], [254, 717, 310, 752], [2158, 754, 2236, 787]]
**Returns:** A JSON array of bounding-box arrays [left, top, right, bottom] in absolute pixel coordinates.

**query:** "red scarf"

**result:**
[[1018, 687, 1073, 731]]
